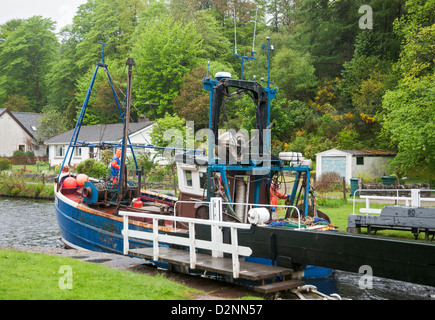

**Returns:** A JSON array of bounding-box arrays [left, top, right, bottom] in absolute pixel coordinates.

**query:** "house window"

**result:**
[[75, 148, 82, 157], [185, 170, 193, 187], [356, 157, 364, 165], [18, 145, 25, 152], [56, 146, 64, 157]]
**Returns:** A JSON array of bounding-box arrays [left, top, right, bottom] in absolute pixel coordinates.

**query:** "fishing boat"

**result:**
[[55, 43, 435, 290], [54, 40, 334, 279]]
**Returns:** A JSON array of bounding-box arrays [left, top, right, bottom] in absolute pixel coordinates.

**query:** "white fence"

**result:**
[[120, 197, 302, 278], [352, 189, 435, 215]]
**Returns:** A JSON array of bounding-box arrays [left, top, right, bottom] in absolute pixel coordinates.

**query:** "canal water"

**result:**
[[0, 197, 434, 300]]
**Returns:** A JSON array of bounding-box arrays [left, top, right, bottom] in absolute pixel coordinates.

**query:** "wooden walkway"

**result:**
[[128, 247, 303, 292]]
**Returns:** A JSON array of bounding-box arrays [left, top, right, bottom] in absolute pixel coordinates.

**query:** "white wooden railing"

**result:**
[[120, 197, 253, 278], [352, 189, 435, 215], [120, 197, 302, 278]]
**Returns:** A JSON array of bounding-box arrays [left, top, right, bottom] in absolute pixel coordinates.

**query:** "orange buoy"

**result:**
[[63, 176, 78, 188], [76, 174, 89, 187]]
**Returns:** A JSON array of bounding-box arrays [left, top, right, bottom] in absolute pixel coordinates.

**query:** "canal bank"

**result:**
[[0, 174, 54, 200]]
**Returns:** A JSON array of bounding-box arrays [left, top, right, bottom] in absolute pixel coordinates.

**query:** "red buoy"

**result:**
[[63, 177, 78, 188], [132, 199, 143, 208]]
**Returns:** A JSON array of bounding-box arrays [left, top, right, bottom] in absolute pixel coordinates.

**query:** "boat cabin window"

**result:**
[[185, 170, 193, 187]]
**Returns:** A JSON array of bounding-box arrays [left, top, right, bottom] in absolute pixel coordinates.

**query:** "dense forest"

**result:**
[[0, 0, 433, 177]]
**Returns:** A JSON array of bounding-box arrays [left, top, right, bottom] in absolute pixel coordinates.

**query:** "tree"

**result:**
[[2, 95, 32, 112], [271, 47, 317, 101], [132, 15, 203, 116], [291, 0, 361, 78], [172, 66, 209, 129], [74, 0, 145, 72], [0, 16, 58, 111], [381, 0, 435, 175], [35, 108, 68, 144]]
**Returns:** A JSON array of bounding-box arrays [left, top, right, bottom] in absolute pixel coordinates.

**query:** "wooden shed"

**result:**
[[315, 149, 396, 184]]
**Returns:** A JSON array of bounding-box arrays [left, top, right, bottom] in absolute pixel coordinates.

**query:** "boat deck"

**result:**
[[128, 247, 295, 284]]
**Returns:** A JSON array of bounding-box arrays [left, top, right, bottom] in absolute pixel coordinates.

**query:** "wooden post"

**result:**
[[189, 222, 196, 269], [123, 214, 129, 255], [152, 218, 159, 261], [342, 177, 346, 201]]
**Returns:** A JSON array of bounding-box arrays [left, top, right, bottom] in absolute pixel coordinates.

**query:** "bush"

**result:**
[[315, 171, 342, 192], [76, 159, 109, 178], [0, 158, 11, 171], [13, 150, 26, 157]]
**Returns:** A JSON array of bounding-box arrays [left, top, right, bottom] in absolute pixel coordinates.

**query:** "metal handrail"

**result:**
[[352, 188, 435, 215], [173, 200, 302, 229]]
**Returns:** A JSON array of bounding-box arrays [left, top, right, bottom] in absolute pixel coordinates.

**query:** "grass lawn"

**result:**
[[0, 249, 202, 300]]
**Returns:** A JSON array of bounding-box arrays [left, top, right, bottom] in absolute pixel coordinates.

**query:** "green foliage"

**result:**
[[338, 127, 362, 149], [316, 197, 347, 208], [76, 159, 109, 178], [0, 158, 11, 171], [35, 108, 69, 144], [382, 79, 435, 175], [381, 0, 435, 175], [150, 112, 187, 149], [0, 16, 58, 111], [0, 173, 53, 199], [132, 14, 203, 116]]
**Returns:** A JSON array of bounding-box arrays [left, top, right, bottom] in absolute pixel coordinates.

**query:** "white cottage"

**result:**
[[44, 120, 163, 167], [315, 149, 396, 184], [0, 108, 45, 157]]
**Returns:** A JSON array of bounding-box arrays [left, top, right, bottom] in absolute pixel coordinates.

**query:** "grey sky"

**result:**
[[0, 0, 87, 32]]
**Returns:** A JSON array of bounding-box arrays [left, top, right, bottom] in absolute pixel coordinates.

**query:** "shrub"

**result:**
[[0, 158, 11, 171], [13, 150, 26, 157], [315, 171, 342, 192], [76, 159, 109, 178]]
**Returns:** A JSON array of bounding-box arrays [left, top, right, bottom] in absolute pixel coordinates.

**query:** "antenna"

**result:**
[[261, 36, 274, 89], [232, 6, 257, 80]]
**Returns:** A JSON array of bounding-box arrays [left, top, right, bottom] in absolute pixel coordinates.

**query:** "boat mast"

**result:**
[[116, 57, 135, 209]]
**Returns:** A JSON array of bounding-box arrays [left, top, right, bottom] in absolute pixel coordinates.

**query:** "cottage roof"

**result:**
[[316, 148, 396, 157], [44, 121, 154, 145], [0, 108, 42, 138]]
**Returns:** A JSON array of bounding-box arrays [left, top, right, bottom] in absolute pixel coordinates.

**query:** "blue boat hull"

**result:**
[[55, 190, 332, 279], [55, 191, 166, 255]]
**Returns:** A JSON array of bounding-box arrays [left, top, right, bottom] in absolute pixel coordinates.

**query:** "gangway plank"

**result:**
[[128, 246, 294, 282]]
